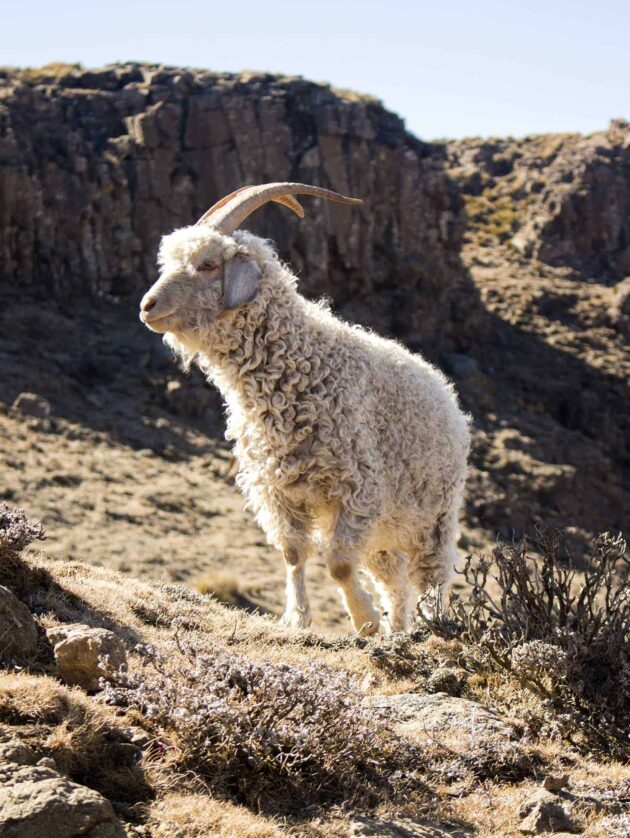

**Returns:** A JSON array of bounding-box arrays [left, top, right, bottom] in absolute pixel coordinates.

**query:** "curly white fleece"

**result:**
[[160, 228, 471, 634]]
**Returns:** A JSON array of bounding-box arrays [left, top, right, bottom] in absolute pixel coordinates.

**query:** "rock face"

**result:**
[[448, 119, 630, 281], [0, 63, 468, 350], [46, 623, 127, 691], [0, 585, 38, 661], [0, 742, 125, 838], [513, 120, 630, 279]]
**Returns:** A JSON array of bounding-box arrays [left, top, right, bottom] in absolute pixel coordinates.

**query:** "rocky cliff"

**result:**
[[0, 62, 470, 350], [447, 119, 630, 280]]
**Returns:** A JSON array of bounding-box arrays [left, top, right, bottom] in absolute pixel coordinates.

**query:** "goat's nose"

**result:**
[[141, 296, 157, 313]]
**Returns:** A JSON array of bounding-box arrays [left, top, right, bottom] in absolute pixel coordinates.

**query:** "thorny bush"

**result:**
[[0, 502, 45, 560], [419, 530, 629, 759], [103, 623, 426, 813], [0, 503, 48, 596]]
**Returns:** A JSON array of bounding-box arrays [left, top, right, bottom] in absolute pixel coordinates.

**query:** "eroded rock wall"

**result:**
[[0, 63, 470, 349]]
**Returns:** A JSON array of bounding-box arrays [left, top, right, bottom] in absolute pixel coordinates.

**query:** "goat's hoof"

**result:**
[[280, 609, 311, 629], [356, 617, 380, 637]]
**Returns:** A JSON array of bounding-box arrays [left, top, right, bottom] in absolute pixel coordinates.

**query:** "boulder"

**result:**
[[0, 585, 38, 661], [426, 667, 467, 696], [542, 774, 570, 793], [349, 817, 471, 837], [518, 789, 577, 835], [0, 743, 125, 838], [10, 393, 51, 420], [371, 692, 517, 742], [46, 624, 127, 691]]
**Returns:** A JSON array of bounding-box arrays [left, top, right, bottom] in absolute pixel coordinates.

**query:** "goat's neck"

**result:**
[[200, 290, 307, 415]]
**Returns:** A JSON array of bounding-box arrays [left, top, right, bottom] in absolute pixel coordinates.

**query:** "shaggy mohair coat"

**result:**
[[149, 226, 471, 634]]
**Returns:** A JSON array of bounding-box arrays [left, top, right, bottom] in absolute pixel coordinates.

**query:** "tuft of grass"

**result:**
[[17, 62, 82, 84], [193, 569, 241, 604]]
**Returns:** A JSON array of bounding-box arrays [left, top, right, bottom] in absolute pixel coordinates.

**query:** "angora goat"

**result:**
[[140, 183, 470, 635]]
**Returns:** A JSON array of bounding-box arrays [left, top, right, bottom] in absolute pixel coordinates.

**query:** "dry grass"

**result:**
[[193, 568, 242, 603], [147, 793, 285, 837], [0, 672, 153, 802], [17, 62, 82, 83]]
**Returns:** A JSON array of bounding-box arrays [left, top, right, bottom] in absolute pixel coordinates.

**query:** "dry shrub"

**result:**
[[0, 672, 153, 802], [103, 623, 427, 814], [0, 503, 50, 597], [420, 530, 629, 758]]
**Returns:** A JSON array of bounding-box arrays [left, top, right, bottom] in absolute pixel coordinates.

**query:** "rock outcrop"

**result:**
[[0, 742, 125, 838], [0, 63, 470, 350], [0, 585, 38, 662], [46, 623, 127, 691], [448, 119, 630, 281]]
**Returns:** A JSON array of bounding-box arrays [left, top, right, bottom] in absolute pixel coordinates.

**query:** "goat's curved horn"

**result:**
[[196, 188, 305, 226], [196, 186, 250, 225], [199, 182, 362, 234]]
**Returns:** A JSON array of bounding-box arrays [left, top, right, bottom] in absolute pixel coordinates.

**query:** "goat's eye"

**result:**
[[198, 260, 219, 272]]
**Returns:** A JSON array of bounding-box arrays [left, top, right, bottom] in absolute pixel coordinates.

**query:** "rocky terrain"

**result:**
[[0, 507, 628, 837], [0, 63, 628, 835]]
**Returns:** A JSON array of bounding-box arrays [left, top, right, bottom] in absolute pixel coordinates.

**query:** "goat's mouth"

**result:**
[[140, 309, 178, 333]]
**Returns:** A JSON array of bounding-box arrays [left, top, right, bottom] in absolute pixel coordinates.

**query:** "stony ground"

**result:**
[[0, 540, 628, 837]]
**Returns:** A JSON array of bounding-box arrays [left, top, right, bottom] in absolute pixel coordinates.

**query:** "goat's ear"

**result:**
[[222, 256, 262, 310]]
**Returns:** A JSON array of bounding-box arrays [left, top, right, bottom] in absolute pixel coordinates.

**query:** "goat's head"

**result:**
[[139, 183, 362, 336]]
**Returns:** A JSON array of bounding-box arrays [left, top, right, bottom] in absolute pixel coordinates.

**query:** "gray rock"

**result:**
[[0, 759, 125, 838], [518, 789, 577, 835], [10, 393, 51, 420], [349, 817, 471, 837], [46, 624, 127, 691], [0, 743, 38, 766], [0, 585, 38, 661], [543, 773, 570, 793], [371, 692, 516, 737], [370, 692, 518, 760], [426, 667, 466, 696]]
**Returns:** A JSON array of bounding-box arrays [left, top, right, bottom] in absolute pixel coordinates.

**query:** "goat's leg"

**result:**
[[325, 524, 380, 635], [366, 550, 413, 633], [410, 510, 459, 618], [280, 543, 311, 629], [275, 513, 312, 629]]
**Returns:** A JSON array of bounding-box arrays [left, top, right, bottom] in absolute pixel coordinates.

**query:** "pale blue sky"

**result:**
[[2, 0, 629, 140]]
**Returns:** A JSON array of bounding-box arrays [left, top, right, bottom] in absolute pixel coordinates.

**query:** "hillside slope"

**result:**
[[0, 67, 627, 626]]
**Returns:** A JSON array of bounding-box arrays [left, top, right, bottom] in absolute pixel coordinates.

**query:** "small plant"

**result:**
[[419, 530, 629, 758], [103, 623, 425, 813], [0, 503, 45, 560], [0, 503, 48, 596]]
